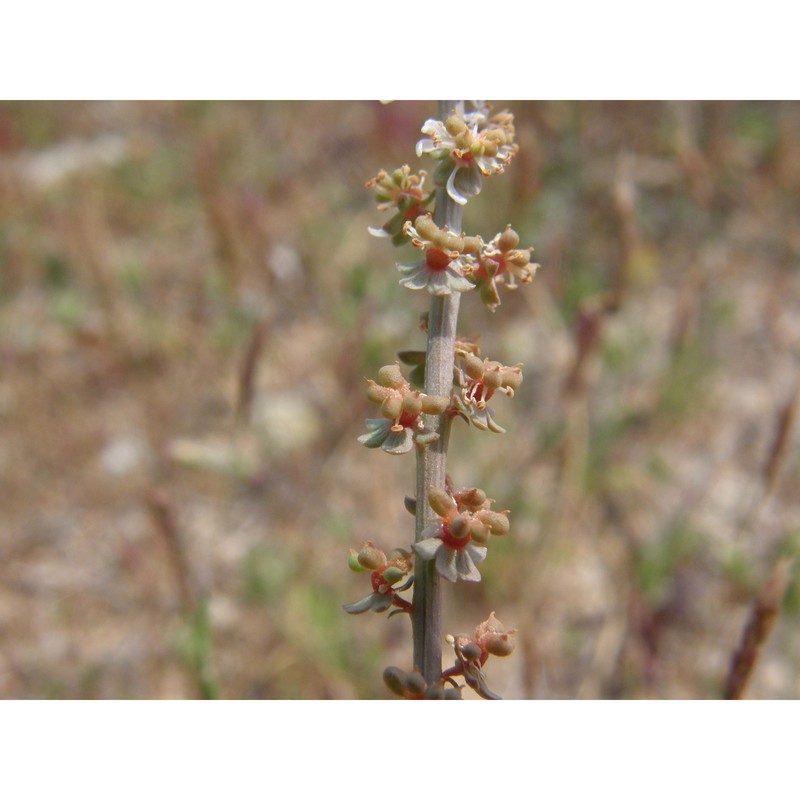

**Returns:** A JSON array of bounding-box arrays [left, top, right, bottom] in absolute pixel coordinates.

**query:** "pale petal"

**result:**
[[486, 409, 506, 434], [357, 418, 392, 448], [371, 592, 394, 612], [421, 523, 442, 540], [398, 262, 431, 291], [382, 427, 414, 455], [454, 162, 483, 198], [413, 537, 443, 561], [416, 139, 437, 157], [445, 267, 475, 293], [455, 549, 482, 582], [368, 226, 391, 238], [435, 545, 459, 582], [427, 269, 453, 295], [466, 543, 487, 564], [342, 594, 379, 614], [446, 166, 469, 206]]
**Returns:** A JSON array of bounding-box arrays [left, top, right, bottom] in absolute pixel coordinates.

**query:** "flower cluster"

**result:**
[[397, 214, 481, 295], [416, 107, 519, 205], [383, 666, 462, 700], [366, 165, 434, 246], [412, 486, 509, 582], [468, 225, 540, 311], [452, 349, 523, 433], [343, 543, 414, 616], [357, 363, 449, 455], [443, 613, 517, 699]]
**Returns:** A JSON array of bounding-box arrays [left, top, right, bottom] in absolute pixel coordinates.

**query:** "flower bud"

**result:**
[[420, 394, 449, 415], [482, 140, 498, 158], [382, 566, 406, 586], [434, 229, 464, 253], [457, 488, 487, 511], [366, 380, 387, 404], [449, 514, 470, 539], [446, 115, 467, 136], [461, 235, 483, 256], [482, 368, 503, 390], [428, 487, 456, 517], [377, 364, 406, 389], [508, 249, 532, 267], [455, 131, 471, 150], [498, 225, 520, 250], [357, 544, 386, 571], [463, 354, 485, 380], [485, 632, 516, 657], [460, 642, 482, 662], [348, 549, 368, 572], [468, 520, 490, 544], [477, 510, 510, 536], [383, 666, 407, 697], [501, 367, 523, 392], [381, 394, 403, 420], [405, 670, 427, 695], [401, 393, 422, 416], [413, 214, 438, 241]]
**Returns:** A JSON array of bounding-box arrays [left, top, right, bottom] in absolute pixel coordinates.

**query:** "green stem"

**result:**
[[412, 100, 465, 686]]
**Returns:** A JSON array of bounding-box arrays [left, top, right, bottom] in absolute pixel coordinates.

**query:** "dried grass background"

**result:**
[[1, 100, 799, 699]]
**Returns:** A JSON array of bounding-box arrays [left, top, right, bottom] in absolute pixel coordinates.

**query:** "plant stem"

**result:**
[[412, 100, 465, 685]]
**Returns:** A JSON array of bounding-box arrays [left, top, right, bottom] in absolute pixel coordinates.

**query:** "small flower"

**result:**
[[357, 363, 449, 455], [452, 351, 523, 433], [410, 487, 511, 583], [416, 108, 519, 205], [443, 613, 517, 700], [468, 225, 540, 311], [343, 544, 414, 616], [365, 165, 434, 246], [396, 215, 480, 295]]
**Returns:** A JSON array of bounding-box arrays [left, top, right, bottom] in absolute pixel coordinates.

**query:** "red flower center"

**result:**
[[403, 202, 427, 223], [474, 254, 506, 280], [425, 247, 452, 272], [465, 379, 494, 406], [397, 410, 419, 429], [371, 571, 390, 593], [439, 520, 470, 550]]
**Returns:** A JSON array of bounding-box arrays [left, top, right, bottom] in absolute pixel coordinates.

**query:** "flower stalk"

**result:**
[[412, 101, 466, 682]]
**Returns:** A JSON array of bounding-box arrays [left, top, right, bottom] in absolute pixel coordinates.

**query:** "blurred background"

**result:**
[[0, 100, 798, 699]]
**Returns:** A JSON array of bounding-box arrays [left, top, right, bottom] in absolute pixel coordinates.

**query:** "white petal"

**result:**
[[455, 162, 483, 197], [427, 270, 453, 296], [398, 263, 431, 291], [368, 226, 390, 238], [466, 543, 487, 565], [446, 166, 469, 205], [416, 139, 437, 157], [435, 545, 459, 582], [445, 267, 475, 293], [456, 549, 481, 582], [413, 537, 443, 561], [420, 119, 447, 137]]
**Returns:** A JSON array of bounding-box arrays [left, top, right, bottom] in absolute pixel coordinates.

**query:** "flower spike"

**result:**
[[416, 108, 519, 205]]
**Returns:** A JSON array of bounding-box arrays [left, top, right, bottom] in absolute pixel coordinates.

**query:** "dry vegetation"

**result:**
[[0, 100, 799, 699]]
